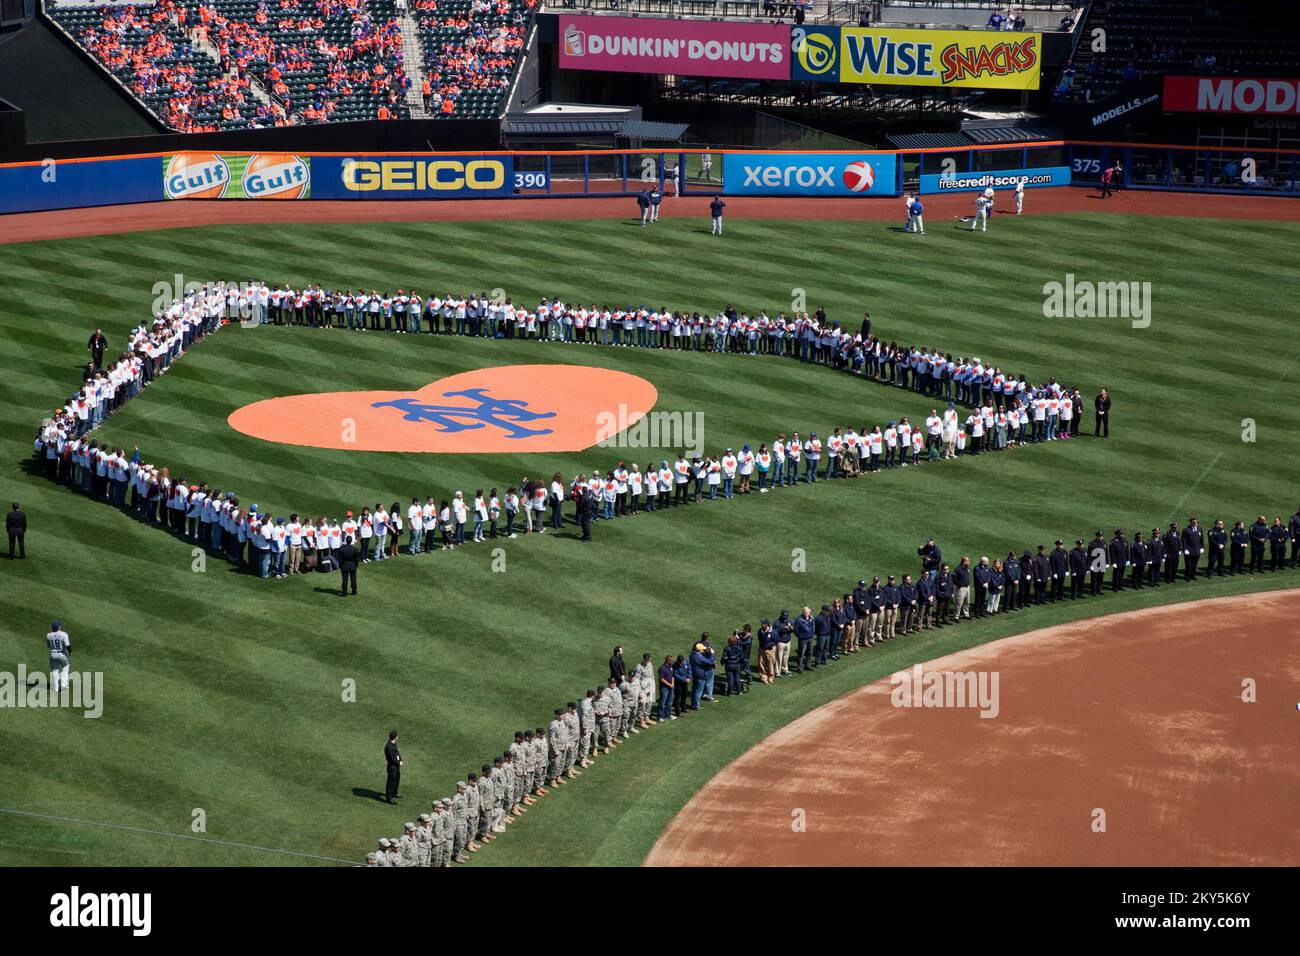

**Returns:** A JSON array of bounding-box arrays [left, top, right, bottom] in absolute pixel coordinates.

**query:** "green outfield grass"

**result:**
[[0, 209, 1297, 867]]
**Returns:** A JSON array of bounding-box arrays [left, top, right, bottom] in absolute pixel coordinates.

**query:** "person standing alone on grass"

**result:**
[[1094, 388, 1111, 437], [710, 195, 726, 235], [636, 189, 650, 226], [909, 197, 925, 235], [7, 502, 26, 559], [649, 185, 663, 222], [46, 620, 70, 691], [384, 730, 402, 804], [338, 535, 358, 596]]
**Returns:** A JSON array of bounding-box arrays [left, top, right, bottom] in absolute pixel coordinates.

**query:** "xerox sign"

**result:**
[[724, 153, 897, 196]]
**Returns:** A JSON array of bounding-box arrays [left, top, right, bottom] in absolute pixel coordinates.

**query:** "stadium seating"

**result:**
[[45, 0, 535, 129], [1066, 0, 1300, 102]]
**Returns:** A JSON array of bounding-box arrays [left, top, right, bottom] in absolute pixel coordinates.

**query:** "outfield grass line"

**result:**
[[0, 807, 358, 865], [1166, 449, 1227, 525]]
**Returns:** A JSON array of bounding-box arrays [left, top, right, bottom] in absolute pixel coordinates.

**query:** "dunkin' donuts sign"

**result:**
[[558, 15, 787, 80]]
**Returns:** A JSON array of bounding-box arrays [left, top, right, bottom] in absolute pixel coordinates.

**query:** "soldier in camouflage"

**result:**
[[431, 803, 450, 867], [578, 690, 597, 768], [604, 677, 623, 747], [637, 654, 655, 726], [490, 756, 508, 833], [376, 837, 394, 867], [547, 708, 569, 788], [438, 798, 455, 864], [399, 823, 420, 867], [465, 772, 482, 852], [477, 763, 496, 843], [563, 702, 581, 779], [452, 782, 470, 863], [416, 813, 434, 867], [508, 732, 529, 817], [619, 674, 639, 739], [520, 731, 539, 806], [530, 728, 549, 797]]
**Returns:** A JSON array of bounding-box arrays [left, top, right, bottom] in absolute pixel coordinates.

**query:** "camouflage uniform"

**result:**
[[619, 678, 638, 738], [477, 773, 494, 840], [578, 695, 597, 763], [531, 732, 547, 794], [438, 799, 455, 865], [490, 764, 508, 831], [637, 663, 654, 722], [398, 826, 420, 868], [547, 716, 568, 783], [416, 814, 434, 867], [464, 777, 481, 845], [508, 739, 528, 810], [431, 806, 449, 867], [562, 708, 581, 775], [605, 684, 623, 743], [376, 838, 394, 867], [452, 784, 470, 862]]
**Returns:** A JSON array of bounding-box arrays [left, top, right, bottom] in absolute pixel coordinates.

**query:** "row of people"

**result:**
[[366, 508, 1300, 864]]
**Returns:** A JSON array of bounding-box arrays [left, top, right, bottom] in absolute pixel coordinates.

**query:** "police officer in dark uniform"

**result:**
[[384, 730, 402, 804], [1269, 517, 1290, 571], [972, 559, 990, 617], [1004, 551, 1022, 610], [1248, 515, 1269, 572], [1129, 532, 1147, 589], [1229, 521, 1249, 574], [1087, 532, 1107, 595], [1289, 507, 1300, 568], [338, 535, 359, 596], [1162, 523, 1181, 583], [1147, 528, 1164, 587], [1068, 539, 1088, 598], [1108, 529, 1128, 592], [1031, 545, 1050, 604], [1206, 519, 1227, 576], [933, 568, 952, 625], [1181, 517, 1204, 580], [1049, 540, 1068, 602]]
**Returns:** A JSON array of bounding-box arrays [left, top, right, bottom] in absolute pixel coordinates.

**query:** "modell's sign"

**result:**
[[558, 15, 787, 80], [1163, 76, 1300, 115]]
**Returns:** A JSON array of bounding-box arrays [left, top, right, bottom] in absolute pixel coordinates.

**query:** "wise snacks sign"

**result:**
[[1163, 76, 1300, 114], [558, 14, 788, 80], [791, 26, 1040, 90]]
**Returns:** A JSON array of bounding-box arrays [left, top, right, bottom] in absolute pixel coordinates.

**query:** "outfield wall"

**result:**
[[2, 142, 1297, 215]]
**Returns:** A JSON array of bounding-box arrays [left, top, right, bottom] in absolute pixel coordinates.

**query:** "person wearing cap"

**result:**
[[398, 822, 419, 868], [1087, 532, 1107, 595], [881, 575, 901, 639], [449, 793, 468, 864], [1129, 532, 1148, 589], [1142, 527, 1162, 587], [595, 679, 617, 751], [917, 537, 941, 581], [578, 691, 597, 766], [689, 636, 715, 707], [618, 673, 639, 736], [1182, 517, 1205, 580], [474, 767, 493, 841], [1248, 515, 1269, 573], [722, 633, 746, 694], [375, 837, 394, 867], [415, 814, 434, 867], [754, 620, 777, 684], [365, 851, 380, 867], [1109, 529, 1130, 592], [1229, 520, 1249, 575], [1049, 540, 1069, 602], [564, 702, 582, 775], [1270, 517, 1291, 572], [384, 730, 402, 804], [547, 709, 569, 788], [1206, 519, 1227, 577], [898, 576, 920, 633], [635, 657, 655, 727], [530, 728, 549, 795], [1030, 546, 1049, 605], [1068, 540, 1088, 599], [438, 799, 457, 863], [46, 620, 71, 691]]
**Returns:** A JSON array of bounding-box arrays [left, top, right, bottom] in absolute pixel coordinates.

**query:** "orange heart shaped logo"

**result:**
[[227, 364, 658, 454]]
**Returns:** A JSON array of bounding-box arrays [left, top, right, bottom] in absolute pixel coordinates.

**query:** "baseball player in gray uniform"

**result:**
[[46, 620, 71, 691]]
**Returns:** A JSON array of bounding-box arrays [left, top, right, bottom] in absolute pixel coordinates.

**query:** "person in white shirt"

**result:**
[[1015, 178, 1025, 215], [407, 498, 424, 554], [472, 491, 488, 542], [452, 492, 468, 545]]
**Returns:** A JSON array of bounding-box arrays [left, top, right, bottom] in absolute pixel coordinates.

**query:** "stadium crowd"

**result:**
[[29, 283, 1300, 866]]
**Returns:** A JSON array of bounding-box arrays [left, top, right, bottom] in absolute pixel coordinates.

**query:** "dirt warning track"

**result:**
[[3, 187, 1295, 245], [645, 589, 1300, 867]]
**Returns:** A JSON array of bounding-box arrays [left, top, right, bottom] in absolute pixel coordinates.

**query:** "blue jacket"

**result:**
[[794, 615, 816, 641], [689, 648, 714, 677]]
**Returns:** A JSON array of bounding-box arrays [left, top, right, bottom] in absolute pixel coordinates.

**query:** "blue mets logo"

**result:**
[[371, 388, 556, 440]]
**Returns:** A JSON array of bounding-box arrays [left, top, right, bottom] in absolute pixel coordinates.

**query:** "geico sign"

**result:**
[[342, 159, 506, 191], [742, 164, 835, 188]]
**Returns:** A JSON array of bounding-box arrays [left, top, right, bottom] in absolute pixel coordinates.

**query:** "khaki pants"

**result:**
[[759, 648, 777, 683], [775, 642, 791, 674], [883, 607, 897, 639], [288, 544, 302, 573], [955, 586, 971, 619], [868, 610, 883, 642]]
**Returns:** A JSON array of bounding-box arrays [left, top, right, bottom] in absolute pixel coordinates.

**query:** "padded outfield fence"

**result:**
[[1, 141, 1297, 215]]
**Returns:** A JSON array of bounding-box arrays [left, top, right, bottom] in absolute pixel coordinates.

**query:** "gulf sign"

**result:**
[[312, 155, 513, 198], [558, 14, 787, 80], [163, 153, 310, 199], [1163, 76, 1300, 114], [791, 26, 1040, 90], [724, 153, 897, 197]]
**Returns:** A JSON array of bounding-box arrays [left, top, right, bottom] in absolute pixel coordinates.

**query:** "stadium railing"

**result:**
[[1, 140, 1297, 215]]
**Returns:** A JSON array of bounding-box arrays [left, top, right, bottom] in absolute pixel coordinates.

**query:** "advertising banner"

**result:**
[[163, 152, 311, 199], [312, 154, 514, 199], [919, 166, 1071, 193], [558, 14, 788, 80], [1163, 76, 1300, 115], [0, 155, 162, 214], [791, 26, 1040, 90], [724, 152, 897, 196]]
